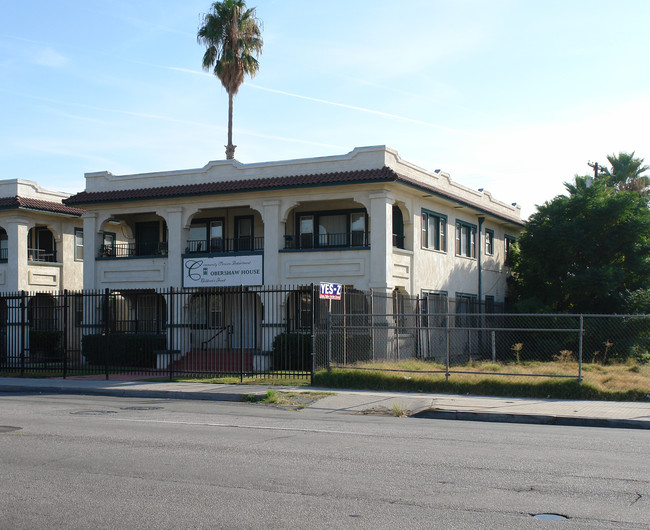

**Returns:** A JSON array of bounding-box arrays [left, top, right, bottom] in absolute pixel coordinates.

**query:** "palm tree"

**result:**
[[198, 0, 263, 160], [603, 151, 650, 194]]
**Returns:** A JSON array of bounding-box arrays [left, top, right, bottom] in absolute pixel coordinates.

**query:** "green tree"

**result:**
[[198, 0, 263, 160], [511, 175, 650, 314], [600, 151, 650, 194]]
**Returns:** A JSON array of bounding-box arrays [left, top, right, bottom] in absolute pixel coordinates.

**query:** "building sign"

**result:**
[[183, 255, 263, 287], [319, 282, 342, 300]]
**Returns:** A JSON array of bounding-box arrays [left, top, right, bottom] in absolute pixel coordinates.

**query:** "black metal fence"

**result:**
[[0, 286, 319, 381], [3, 286, 646, 383]]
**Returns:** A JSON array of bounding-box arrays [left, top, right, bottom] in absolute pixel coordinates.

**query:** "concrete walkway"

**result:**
[[1, 377, 649, 430]]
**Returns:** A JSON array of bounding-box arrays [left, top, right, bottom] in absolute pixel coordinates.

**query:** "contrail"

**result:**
[[167, 66, 482, 138]]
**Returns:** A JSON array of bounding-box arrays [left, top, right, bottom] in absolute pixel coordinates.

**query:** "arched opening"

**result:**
[[0, 227, 7, 262], [27, 227, 56, 262], [111, 290, 167, 333], [99, 215, 167, 258], [392, 205, 405, 249]]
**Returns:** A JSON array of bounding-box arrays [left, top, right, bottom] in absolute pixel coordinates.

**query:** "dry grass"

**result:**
[[318, 360, 650, 400]]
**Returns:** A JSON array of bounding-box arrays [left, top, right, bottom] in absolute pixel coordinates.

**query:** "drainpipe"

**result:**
[[477, 217, 484, 305]]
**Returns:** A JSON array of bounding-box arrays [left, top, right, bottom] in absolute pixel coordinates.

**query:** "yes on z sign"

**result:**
[[319, 282, 342, 300]]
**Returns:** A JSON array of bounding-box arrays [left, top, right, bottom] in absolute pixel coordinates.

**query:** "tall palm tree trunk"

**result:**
[[225, 92, 236, 159]]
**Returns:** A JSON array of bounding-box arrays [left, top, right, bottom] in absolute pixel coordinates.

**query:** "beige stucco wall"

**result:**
[[80, 146, 524, 301]]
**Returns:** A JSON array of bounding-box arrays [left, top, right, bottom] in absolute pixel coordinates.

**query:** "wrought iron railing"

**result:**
[[98, 241, 168, 258], [284, 231, 370, 250], [28, 248, 57, 262], [185, 237, 264, 254]]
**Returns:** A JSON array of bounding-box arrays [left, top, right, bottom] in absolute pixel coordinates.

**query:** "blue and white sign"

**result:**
[[319, 282, 342, 300], [183, 255, 263, 287]]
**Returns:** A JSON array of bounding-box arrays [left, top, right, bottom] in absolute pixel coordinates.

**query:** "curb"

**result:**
[[412, 409, 650, 430], [0, 385, 246, 403]]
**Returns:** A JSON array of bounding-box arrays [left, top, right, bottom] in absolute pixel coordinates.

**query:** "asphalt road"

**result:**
[[1, 393, 649, 529]]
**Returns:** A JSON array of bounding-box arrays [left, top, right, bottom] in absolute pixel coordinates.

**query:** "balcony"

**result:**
[[185, 236, 264, 254], [284, 231, 370, 250], [98, 241, 168, 258], [28, 248, 57, 263]]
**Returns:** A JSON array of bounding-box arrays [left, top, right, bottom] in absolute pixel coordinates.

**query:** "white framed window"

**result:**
[[455, 221, 477, 258], [485, 229, 494, 256], [74, 228, 83, 261], [421, 210, 447, 251]]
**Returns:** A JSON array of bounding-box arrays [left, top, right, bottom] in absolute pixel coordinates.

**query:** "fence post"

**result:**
[[370, 289, 375, 363], [310, 283, 315, 382], [20, 291, 26, 378], [62, 290, 68, 379], [327, 305, 332, 371], [578, 314, 583, 383], [491, 331, 496, 363], [240, 285, 244, 383], [169, 286, 174, 382], [103, 288, 110, 381], [445, 311, 450, 383]]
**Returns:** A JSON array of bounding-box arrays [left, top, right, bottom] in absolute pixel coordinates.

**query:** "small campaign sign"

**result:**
[[319, 282, 342, 300]]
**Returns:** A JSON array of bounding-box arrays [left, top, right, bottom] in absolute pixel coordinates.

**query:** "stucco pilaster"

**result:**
[[162, 206, 184, 287], [368, 192, 395, 290], [6, 219, 29, 291], [262, 199, 281, 285], [82, 213, 97, 290]]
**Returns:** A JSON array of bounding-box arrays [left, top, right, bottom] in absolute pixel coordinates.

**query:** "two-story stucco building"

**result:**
[[66, 146, 523, 304], [0, 179, 85, 293]]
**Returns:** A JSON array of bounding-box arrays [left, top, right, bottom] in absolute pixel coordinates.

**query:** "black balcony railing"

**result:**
[[284, 231, 370, 250], [0, 247, 7, 261], [99, 241, 168, 258], [393, 234, 405, 249], [28, 248, 57, 262], [185, 237, 264, 254]]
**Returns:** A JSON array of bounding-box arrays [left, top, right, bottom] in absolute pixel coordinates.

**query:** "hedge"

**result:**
[[82, 333, 166, 368]]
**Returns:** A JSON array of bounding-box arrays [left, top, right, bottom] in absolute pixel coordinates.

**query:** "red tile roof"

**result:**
[[65, 166, 524, 226], [0, 196, 85, 216]]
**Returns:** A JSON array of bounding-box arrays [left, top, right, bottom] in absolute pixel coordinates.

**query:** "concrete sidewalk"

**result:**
[[1, 377, 649, 430]]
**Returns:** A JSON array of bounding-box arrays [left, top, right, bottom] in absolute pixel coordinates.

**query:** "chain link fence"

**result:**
[[315, 311, 650, 381]]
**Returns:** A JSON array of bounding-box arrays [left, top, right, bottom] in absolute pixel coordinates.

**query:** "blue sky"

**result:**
[[1, 0, 649, 218]]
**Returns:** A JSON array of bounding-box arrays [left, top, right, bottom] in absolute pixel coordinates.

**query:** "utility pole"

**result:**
[[587, 161, 606, 179]]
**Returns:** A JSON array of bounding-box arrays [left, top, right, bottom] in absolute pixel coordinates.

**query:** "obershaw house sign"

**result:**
[[183, 255, 263, 287]]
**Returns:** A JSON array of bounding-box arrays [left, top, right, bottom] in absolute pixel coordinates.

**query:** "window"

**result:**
[[188, 218, 224, 253], [392, 205, 405, 249], [455, 221, 476, 258], [27, 227, 56, 262], [485, 229, 494, 256], [235, 216, 253, 251], [505, 234, 516, 265], [485, 295, 495, 313], [421, 210, 447, 251], [74, 228, 83, 261], [295, 210, 368, 249], [0, 230, 7, 261], [421, 291, 449, 329], [455, 293, 477, 327]]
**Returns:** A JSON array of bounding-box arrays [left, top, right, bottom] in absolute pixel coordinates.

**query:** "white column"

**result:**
[[369, 191, 395, 291], [82, 213, 97, 290], [262, 199, 281, 286], [163, 206, 184, 287]]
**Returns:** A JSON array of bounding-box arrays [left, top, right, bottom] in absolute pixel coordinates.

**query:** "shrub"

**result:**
[[82, 333, 166, 368], [272, 333, 312, 371], [29, 330, 63, 362]]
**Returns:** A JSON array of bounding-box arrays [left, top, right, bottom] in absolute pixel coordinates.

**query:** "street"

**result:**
[[1, 393, 648, 529]]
